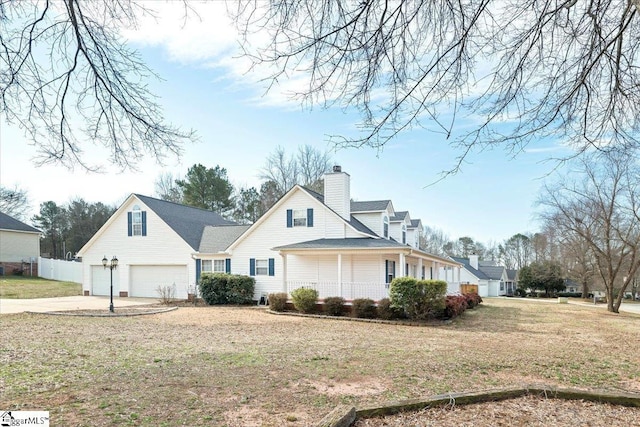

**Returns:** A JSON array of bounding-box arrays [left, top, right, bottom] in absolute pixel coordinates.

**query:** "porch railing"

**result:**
[[286, 280, 390, 301]]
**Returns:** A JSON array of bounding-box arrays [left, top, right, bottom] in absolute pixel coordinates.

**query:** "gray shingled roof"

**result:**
[[390, 211, 409, 222], [507, 269, 518, 281], [135, 194, 236, 250], [350, 200, 391, 212], [451, 256, 489, 280], [480, 265, 506, 280], [0, 211, 40, 233], [273, 238, 410, 250], [299, 187, 377, 236], [199, 225, 251, 253], [409, 219, 421, 228]]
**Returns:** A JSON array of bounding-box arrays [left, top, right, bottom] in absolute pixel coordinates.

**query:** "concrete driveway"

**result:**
[[0, 296, 157, 314]]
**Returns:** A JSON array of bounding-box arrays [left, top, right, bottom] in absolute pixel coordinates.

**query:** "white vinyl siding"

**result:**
[[0, 230, 40, 263]]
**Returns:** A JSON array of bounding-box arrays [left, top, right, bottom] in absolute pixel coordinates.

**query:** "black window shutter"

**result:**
[[141, 211, 147, 236], [307, 208, 314, 227], [385, 260, 389, 283], [195, 259, 201, 283], [249, 258, 256, 276], [286, 209, 293, 228], [127, 212, 132, 236], [225, 258, 231, 273], [268, 258, 275, 276]]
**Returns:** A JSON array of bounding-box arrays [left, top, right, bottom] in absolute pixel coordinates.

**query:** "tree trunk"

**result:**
[[581, 280, 590, 299]]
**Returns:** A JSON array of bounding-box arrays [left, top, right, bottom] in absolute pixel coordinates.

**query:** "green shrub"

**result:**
[[199, 273, 255, 305], [324, 296, 346, 316], [376, 298, 401, 320], [290, 287, 318, 313], [389, 277, 447, 320], [268, 293, 288, 312], [352, 298, 377, 318]]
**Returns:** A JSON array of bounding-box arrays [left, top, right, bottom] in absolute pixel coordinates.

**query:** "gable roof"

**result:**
[[409, 219, 422, 228], [134, 194, 236, 250], [507, 269, 518, 281], [198, 225, 251, 253], [0, 211, 40, 234], [390, 211, 409, 222], [350, 200, 392, 212]]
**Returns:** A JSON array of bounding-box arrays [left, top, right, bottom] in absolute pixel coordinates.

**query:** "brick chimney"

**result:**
[[323, 166, 351, 220]]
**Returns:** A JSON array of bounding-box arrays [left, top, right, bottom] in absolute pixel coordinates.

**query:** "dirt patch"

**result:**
[[354, 395, 640, 426], [307, 377, 389, 397]]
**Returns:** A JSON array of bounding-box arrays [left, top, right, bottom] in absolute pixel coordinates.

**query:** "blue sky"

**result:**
[[0, 2, 568, 244]]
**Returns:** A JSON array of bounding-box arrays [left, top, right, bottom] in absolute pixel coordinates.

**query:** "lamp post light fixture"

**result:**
[[102, 255, 119, 313]]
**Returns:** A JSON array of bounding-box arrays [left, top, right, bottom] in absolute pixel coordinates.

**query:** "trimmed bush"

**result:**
[[269, 292, 288, 312], [290, 287, 318, 313], [324, 296, 346, 316], [389, 277, 447, 320], [557, 292, 582, 298], [464, 292, 483, 309], [352, 298, 376, 318], [445, 295, 468, 318], [199, 273, 255, 305], [376, 298, 401, 320]]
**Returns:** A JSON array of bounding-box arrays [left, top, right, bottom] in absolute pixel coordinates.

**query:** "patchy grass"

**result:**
[[0, 276, 82, 299], [1, 299, 640, 426]]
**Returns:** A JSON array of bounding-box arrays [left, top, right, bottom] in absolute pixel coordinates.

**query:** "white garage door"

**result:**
[[129, 265, 188, 298], [91, 265, 120, 296]]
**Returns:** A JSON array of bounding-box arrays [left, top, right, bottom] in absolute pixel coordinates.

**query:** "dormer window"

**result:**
[[383, 216, 389, 239], [402, 224, 407, 244]]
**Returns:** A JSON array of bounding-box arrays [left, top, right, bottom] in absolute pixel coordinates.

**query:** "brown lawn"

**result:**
[[1, 298, 639, 426]]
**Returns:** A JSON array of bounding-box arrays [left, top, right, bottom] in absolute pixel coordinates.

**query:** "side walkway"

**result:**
[[0, 296, 156, 314]]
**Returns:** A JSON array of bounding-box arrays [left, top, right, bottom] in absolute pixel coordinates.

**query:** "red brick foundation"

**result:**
[[84, 290, 90, 296], [0, 261, 38, 276], [119, 291, 129, 297]]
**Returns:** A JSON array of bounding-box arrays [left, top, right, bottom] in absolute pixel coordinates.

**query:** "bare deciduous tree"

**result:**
[[1, 1, 194, 169], [0, 185, 30, 220], [259, 145, 332, 196], [154, 172, 184, 204], [539, 152, 640, 313], [232, 1, 640, 168]]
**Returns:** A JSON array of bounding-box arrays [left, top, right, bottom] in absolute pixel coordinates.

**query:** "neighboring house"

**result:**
[[506, 269, 518, 295], [77, 194, 242, 299], [451, 255, 510, 297], [0, 211, 41, 276], [195, 166, 462, 301]]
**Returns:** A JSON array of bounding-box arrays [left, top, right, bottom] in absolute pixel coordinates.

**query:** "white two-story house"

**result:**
[[196, 166, 461, 301]]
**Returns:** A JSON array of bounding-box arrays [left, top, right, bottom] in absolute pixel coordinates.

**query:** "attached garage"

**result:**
[[91, 265, 120, 296], [129, 265, 188, 298]]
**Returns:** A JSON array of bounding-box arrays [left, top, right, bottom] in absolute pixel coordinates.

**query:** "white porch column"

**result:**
[[399, 253, 406, 277], [337, 253, 343, 297], [282, 253, 288, 293], [457, 266, 461, 282], [418, 258, 423, 279], [434, 262, 440, 279]]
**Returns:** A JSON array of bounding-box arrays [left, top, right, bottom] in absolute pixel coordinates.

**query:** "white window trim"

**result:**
[[213, 259, 225, 273], [255, 259, 269, 276], [132, 205, 142, 236], [292, 209, 307, 227]]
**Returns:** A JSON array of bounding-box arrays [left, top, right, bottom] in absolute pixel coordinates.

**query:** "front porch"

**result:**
[[286, 279, 462, 301], [275, 241, 463, 301]]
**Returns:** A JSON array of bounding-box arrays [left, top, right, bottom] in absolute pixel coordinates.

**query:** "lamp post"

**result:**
[[102, 255, 118, 313]]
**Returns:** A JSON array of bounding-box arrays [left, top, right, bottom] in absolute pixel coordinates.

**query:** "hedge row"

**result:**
[[199, 273, 255, 305], [269, 281, 482, 321]]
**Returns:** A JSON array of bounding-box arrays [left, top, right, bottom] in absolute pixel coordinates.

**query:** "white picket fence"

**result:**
[[38, 257, 83, 283]]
